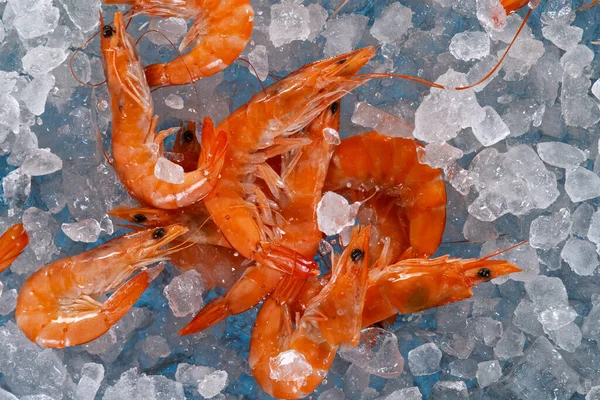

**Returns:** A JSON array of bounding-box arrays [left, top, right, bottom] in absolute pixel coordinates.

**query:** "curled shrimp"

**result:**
[[15, 224, 188, 348], [179, 100, 343, 335], [100, 12, 228, 209], [0, 223, 28, 274], [325, 131, 446, 262], [249, 226, 371, 399], [104, 0, 254, 87]]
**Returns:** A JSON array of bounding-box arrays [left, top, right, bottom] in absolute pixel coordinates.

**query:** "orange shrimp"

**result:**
[[104, 0, 254, 87], [100, 12, 228, 209], [15, 224, 188, 348], [179, 100, 344, 335], [324, 131, 446, 263], [248, 226, 371, 399], [0, 223, 28, 274]]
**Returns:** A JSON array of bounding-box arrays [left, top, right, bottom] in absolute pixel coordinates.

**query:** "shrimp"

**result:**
[[0, 223, 28, 274], [171, 121, 202, 173], [100, 12, 228, 209], [324, 131, 446, 263], [15, 224, 188, 348], [248, 226, 371, 399], [179, 99, 344, 335], [104, 0, 254, 88]]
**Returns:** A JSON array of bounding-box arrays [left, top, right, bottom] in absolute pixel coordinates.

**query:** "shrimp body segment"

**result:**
[[105, 0, 254, 87], [249, 226, 371, 399], [361, 255, 521, 328], [325, 131, 446, 261], [100, 12, 227, 209], [0, 223, 28, 274], [15, 225, 188, 348]]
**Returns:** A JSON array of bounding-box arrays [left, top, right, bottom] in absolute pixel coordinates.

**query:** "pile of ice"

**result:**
[[0, 0, 599, 398]]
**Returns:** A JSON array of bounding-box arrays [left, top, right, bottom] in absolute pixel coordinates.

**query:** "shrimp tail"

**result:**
[[0, 223, 28, 273], [180, 16, 205, 52], [257, 242, 319, 278], [179, 297, 229, 336]]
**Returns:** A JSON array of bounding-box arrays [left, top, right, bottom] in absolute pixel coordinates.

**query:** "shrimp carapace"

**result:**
[[248, 226, 371, 399], [104, 0, 254, 87], [360, 254, 521, 328], [0, 223, 28, 274], [325, 131, 446, 262], [100, 12, 228, 209], [15, 224, 188, 348]]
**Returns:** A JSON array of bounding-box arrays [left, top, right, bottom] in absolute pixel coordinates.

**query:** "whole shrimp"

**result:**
[[179, 99, 344, 335], [100, 12, 228, 209], [249, 226, 371, 399], [0, 223, 28, 274], [104, 0, 254, 87], [15, 224, 188, 348], [324, 131, 447, 262]]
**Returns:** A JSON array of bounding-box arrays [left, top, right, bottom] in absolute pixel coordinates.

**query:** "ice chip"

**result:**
[[269, 350, 312, 381], [142, 335, 171, 359], [512, 299, 544, 336], [462, 215, 498, 243], [339, 327, 404, 378], [197, 370, 228, 399], [22, 47, 68, 77], [269, 1, 311, 48], [547, 322, 582, 352], [565, 167, 600, 203], [317, 388, 345, 400], [12, 1, 59, 40], [247, 45, 269, 81], [417, 141, 463, 170], [449, 31, 490, 61], [542, 25, 583, 51], [61, 219, 101, 243], [471, 106, 510, 146], [430, 381, 468, 399], [538, 305, 578, 331], [529, 208, 572, 250], [407, 343, 442, 376], [3, 168, 31, 211], [163, 269, 205, 317], [524, 275, 568, 309], [165, 94, 184, 110], [561, 237, 599, 276], [471, 317, 503, 346], [449, 359, 478, 379], [593, 79, 600, 101], [323, 14, 369, 58], [476, 360, 502, 388], [0, 289, 17, 315], [317, 191, 360, 236], [370, 2, 413, 44], [477, 0, 507, 31], [384, 387, 422, 400], [537, 142, 586, 169], [75, 363, 104, 400], [494, 327, 525, 360], [20, 74, 56, 116], [351, 102, 413, 138], [561, 45, 594, 78], [572, 203, 594, 237], [176, 363, 215, 387], [307, 4, 327, 41], [57, 0, 101, 32], [154, 157, 185, 184], [21, 148, 62, 176], [0, 94, 20, 134], [147, 17, 187, 46], [587, 387, 600, 400], [23, 207, 58, 262]]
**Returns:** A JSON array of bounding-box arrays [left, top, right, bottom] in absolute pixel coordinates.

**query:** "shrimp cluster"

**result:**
[[9, 0, 596, 397]]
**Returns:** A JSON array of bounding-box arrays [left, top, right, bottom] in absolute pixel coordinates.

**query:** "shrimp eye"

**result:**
[[330, 102, 339, 114], [350, 249, 364, 262], [153, 228, 166, 239], [183, 130, 194, 143], [102, 25, 115, 38], [477, 268, 492, 279], [133, 214, 147, 223]]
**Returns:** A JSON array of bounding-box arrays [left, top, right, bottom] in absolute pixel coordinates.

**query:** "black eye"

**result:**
[[330, 102, 339, 114], [477, 268, 491, 279], [183, 130, 194, 143], [153, 228, 166, 239], [102, 25, 115, 39], [350, 249, 364, 262], [133, 214, 147, 223]]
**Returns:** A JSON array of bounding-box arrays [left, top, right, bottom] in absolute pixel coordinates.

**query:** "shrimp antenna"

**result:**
[[329, 0, 349, 19], [579, 0, 599, 10], [235, 57, 267, 95], [480, 240, 529, 261]]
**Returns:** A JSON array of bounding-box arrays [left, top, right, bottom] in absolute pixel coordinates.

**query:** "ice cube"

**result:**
[[565, 167, 600, 202], [57, 0, 101, 32], [471, 106, 510, 146], [342, 363, 369, 399], [154, 157, 185, 184], [22, 47, 68, 77], [74, 363, 104, 400], [542, 25, 583, 51], [317, 388, 345, 400], [0, 388, 18, 400], [197, 370, 228, 399], [247, 45, 269, 82], [163, 269, 205, 318], [165, 94, 184, 110], [512, 299, 544, 336], [61, 219, 101, 243], [430, 381, 468, 399], [269, 350, 312, 381], [323, 14, 369, 58], [561, 237, 599, 276], [449, 359, 478, 379], [12, 1, 59, 40], [493, 327, 525, 360], [317, 191, 360, 236], [561, 45, 594, 78], [19, 74, 56, 116], [370, 2, 413, 45], [103, 368, 184, 400], [384, 387, 422, 400], [3, 168, 31, 212], [541, 0, 575, 25], [572, 203, 594, 237], [529, 208, 572, 250], [462, 215, 498, 243], [141, 335, 171, 359], [476, 0, 507, 31], [307, 4, 327, 41], [476, 360, 502, 388], [0, 94, 20, 134], [593, 79, 600, 101], [471, 317, 503, 346], [176, 363, 215, 387], [20, 148, 62, 176], [0, 289, 17, 315], [524, 275, 568, 309], [22, 207, 57, 262], [407, 343, 442, 376], [417, 142, 463, 170], [583, 303, 600, 341], [587, 387, 600, 400], [537, 142, 586, 169], [351, 102, 413, 138], [339, 327, 404, 378], [269, 1, 311, 48], [547, 322, 582, 352], [538, 305, 578, 331], [147, 17, 187, 46], [449, 31, 490, 61]]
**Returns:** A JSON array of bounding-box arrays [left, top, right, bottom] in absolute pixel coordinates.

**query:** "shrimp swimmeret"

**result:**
[[15, 224, 188, 348], [100, 12, 228, 209], [103, 0, 254, 87]]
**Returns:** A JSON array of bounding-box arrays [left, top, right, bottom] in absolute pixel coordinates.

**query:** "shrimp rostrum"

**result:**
[[15, 224, 188, 348], [100, 12, 228, 209]]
